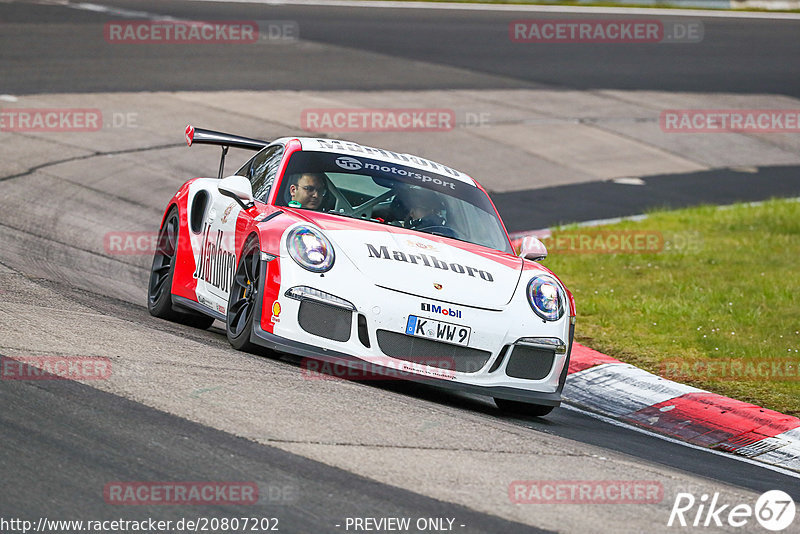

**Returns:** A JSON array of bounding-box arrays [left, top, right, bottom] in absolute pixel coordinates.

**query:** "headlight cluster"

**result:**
[[286, 226, 335, 273], [526, 275, 565, 322], [285, 286, 354, 310]]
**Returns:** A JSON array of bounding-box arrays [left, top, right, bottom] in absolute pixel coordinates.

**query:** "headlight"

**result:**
[[286, 226, 335, 273], [526, 275, 565, 321]]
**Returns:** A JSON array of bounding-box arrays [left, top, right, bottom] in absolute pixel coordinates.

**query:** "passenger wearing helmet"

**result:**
[[392, 187, 455, 237]]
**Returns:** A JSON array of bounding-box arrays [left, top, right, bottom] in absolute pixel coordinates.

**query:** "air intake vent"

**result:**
[[488, 345, 511, 374], [298, 300, 352, 342], [357, 314, 371, 348], [376, 330, 491, 373], [505, 345, 555, 380]]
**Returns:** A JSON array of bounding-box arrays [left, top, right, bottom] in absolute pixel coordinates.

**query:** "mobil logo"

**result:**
[[421, 302, 462, 319]]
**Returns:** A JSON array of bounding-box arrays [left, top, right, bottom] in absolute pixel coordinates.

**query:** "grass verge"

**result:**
[[542, 198, 800, 415]]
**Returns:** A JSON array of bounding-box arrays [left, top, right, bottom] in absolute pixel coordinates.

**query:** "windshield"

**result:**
[[276, 150, 512, 253]]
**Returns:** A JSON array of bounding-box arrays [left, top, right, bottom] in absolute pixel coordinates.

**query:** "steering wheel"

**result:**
[[348, 190, 395, 219], [327, 185, 394, 220]]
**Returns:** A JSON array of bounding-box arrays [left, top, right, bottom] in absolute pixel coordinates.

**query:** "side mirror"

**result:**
[[518, 235, 548, 262], [218, 175, 254, 209]]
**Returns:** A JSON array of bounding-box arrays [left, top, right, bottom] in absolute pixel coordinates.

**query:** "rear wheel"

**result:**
[[227, 237, 261, 352], [147, 207, 214, 329], [494, 398, 555, 417]]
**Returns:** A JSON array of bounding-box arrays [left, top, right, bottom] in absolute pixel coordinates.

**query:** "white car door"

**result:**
[[196, 144, 285, 311]]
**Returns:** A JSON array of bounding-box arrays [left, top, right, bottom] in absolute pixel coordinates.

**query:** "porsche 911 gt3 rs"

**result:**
[[148, 126, 576, 416]]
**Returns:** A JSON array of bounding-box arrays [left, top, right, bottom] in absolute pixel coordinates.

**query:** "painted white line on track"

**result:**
[[612, 177, 646, 185], [188, 0, 800, 20], [561, 403, 800, 479], [50, 0, 800, 20], [51, 1, 182, 20]]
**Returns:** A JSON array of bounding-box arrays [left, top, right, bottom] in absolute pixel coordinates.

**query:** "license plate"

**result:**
[[405, 315, 471, 346]]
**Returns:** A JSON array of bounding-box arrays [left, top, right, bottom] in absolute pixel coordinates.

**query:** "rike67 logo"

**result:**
[[668, 490, 795, 531]]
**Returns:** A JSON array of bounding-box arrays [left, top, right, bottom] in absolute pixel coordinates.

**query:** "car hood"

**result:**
[[306, 216, 524, 309]]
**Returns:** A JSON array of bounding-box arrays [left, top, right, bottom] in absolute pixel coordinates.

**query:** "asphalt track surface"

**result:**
[[2, 1, 800, 532], [4, 0, 800, 230], [0, 371, 549, 533], [496, 164, 800, 232], [3, 0, 800, 96]]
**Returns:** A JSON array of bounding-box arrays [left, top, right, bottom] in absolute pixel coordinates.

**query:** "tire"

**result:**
[[226, 236, 261, 352], [147, 206, 214, 329], [494, 398, 555, 417]]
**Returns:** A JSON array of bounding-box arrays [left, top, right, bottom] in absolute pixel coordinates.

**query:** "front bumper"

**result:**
[[250, 258, 574, 407]]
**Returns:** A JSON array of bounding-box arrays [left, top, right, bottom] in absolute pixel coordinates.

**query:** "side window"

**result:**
[[241, 145, 283, 202]]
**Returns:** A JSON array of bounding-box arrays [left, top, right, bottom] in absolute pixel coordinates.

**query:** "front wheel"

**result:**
[[494, 398, 555, 417], [226, 236, 262, 352]]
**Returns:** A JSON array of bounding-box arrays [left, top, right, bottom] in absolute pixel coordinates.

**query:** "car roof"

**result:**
[[272, 137, 477, 187]]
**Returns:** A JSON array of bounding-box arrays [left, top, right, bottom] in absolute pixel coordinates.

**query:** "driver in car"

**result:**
[[394, 187, 453, 236], [288, 173, 327, 210]]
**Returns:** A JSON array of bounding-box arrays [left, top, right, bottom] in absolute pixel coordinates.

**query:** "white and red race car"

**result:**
[[148, 126, 575, 416]]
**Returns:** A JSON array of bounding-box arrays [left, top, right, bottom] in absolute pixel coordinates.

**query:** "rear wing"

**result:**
[[185, 125, 269, 179]]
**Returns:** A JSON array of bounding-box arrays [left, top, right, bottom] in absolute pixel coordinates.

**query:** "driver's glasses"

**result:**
[[301, 185, 327, 196]]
